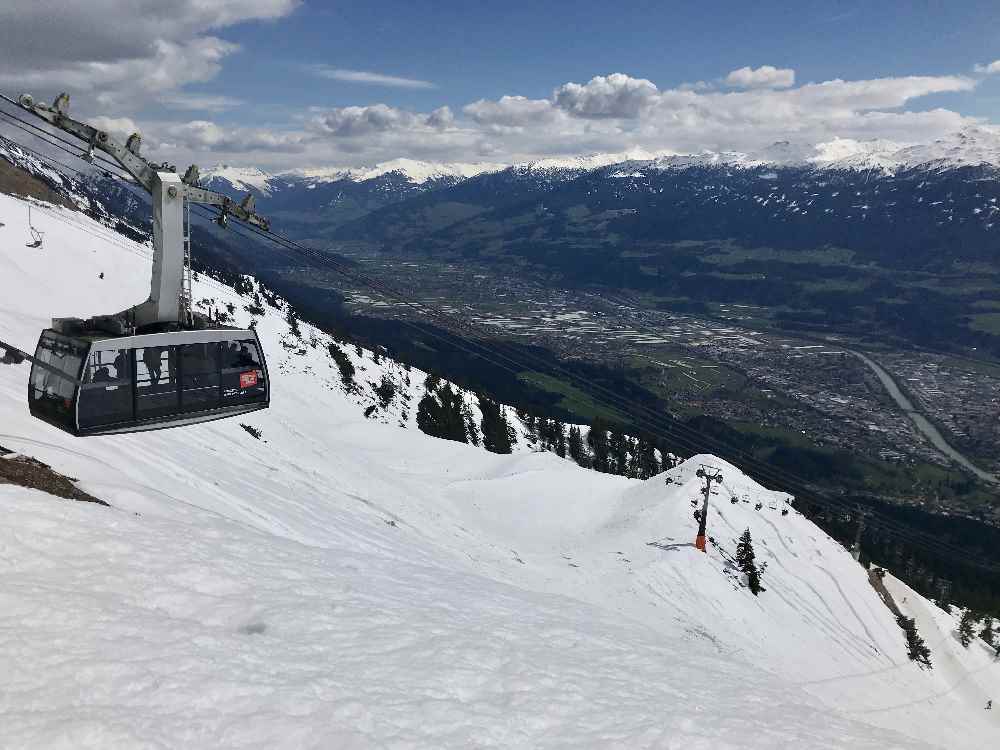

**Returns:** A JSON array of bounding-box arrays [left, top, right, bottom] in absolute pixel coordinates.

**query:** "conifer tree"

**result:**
[[553, 420, 567, 458], [464, 403, 481, 446], [478, 394, 514, 454], [735, 528, 765, 595], [958, 610, 978, 648], [416, 383, 467, 443], [979, 617, 995, 647], [568, 425, 588, 467], [607, 428, 628, 476], [897, 614, 932, 667], [285, 304, 302, 338], [517, 409, 538, 445], [588, 419, 611, 473], [633, 437, 660, 479], [375, 374, 396, 409], [328, 342, 355, 389]]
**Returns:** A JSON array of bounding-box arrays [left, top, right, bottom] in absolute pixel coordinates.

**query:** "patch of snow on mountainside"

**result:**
[[892, 126, 1000, 171], [526, 148, 677, 173], [193, 127, 1000, 200], [809, 137, 907, 172], [199, 164, 276, 195], [280, 159, 503, 185], [1, 191, 999, 748]]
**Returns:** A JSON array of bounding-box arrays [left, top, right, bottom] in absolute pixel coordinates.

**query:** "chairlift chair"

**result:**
[[25, 204, 43, 248]]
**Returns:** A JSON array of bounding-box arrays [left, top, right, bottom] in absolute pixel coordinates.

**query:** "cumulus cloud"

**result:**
[[553, 73, 658, 118], [17, 62, 983, 173], [309, 66, 436, 89], [463, 96, 557, 128], [973, 60, 1000, 74], [0, 1, 298, 113], [152, 120, 308, 154], [724, 65, 795, 89], [308, 104, 456, 138], [88, 116, 141, 141]]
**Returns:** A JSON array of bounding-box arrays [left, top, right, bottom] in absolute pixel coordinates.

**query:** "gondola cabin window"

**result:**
[[28, 332, 86, 428], [180, 342, 221, 411], [78, 348, 132, 428], [222, 339, 266, 401], [135, 346, 179, 418]]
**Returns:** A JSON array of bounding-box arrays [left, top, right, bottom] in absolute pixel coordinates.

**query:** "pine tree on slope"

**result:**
[[568, 425, 588, 467], [735, 528, 765, 596], [588, 419, 611, 473], [553, 420, 567, 458], [478, 394, 513, 454], [979, 617, 995, 647], [633, 437, 660, 480], [958, 610, 978, 648], [416, 383, 467, 443]]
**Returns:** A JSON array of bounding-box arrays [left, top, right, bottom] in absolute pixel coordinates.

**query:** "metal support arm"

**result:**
[[15, 93, 270, 329]]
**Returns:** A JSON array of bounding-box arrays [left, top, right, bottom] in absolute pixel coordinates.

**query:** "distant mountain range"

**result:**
[[184, 127, 1000, 248], [4, 127, 1000, 356]]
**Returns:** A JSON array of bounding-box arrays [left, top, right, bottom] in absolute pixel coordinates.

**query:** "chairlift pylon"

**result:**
[[25, 204, 43, 248]]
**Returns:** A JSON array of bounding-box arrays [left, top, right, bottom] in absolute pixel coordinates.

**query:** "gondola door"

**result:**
[[134, 345, 179, 419]]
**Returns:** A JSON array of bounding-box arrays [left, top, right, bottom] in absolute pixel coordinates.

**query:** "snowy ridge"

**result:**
[[199, 164, 275, 195], [1, 192, 999, 748], [277, 158, 503, 186], [222, 126, 1000, 191]]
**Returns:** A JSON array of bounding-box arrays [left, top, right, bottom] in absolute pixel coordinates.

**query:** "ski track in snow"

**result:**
[[0, 191, 998, 748]]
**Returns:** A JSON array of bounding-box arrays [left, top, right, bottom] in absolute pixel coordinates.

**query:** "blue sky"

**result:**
[[3, 1, 1000, 168], [208, 1, 1000, 114]]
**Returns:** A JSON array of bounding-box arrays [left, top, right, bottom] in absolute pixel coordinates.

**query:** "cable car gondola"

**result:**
[[28, 328, 268, 436], [17, 92, 272, 436]]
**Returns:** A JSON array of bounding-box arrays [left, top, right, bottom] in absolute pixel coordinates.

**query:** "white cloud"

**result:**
[[553, 74, 658, 118], [309, 66, 436, 90], [0, 1, 299, 113], [308, 104, 455, 138], [152, 120, 308, 154], [463, 96, 557, 128], [973, 60, 1000, 74], [724, 65, 795, 89], [42, 67, 984, 173], [159, 93, 245, 112], [88, 116, 141, 141]]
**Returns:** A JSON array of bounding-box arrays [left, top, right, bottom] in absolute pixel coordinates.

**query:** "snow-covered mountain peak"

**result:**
[[279, 158, 503, 185], [182, 127, 1000, 204], [523, 148, 677, 173], [199, 163, 275, 195], [893, 126, 1000, 170]]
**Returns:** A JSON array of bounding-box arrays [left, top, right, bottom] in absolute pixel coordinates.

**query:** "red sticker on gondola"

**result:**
[[239, 371, 258, 389]]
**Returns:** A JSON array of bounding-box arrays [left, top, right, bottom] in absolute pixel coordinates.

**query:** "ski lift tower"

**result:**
[[694, 465, 724, 552], [15, 92, 270, 335]]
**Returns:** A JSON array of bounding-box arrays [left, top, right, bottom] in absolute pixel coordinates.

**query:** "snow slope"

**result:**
[[1, 191, 998, 748]]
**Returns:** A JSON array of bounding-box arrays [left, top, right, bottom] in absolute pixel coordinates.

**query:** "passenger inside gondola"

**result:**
[[142, 346, 162, 385]]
